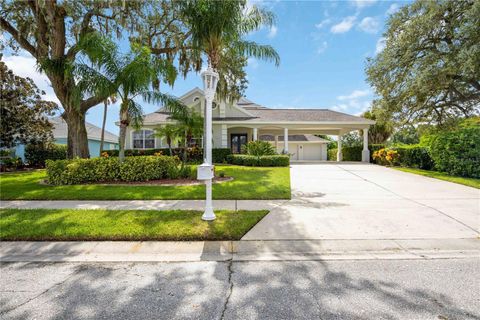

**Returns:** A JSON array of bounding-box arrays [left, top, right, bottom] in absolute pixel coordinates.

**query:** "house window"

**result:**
[[188, 137, 203, 148], [133, 129, 155, 149]]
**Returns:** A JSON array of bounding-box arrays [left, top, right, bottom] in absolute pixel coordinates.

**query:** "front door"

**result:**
[[231, 134, 248, 153]]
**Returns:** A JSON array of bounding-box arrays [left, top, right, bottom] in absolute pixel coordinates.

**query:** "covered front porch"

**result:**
[[214, 123, 373, 162]]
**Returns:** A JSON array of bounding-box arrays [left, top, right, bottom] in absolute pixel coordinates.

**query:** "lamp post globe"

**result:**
[[200, 67, 219, 221]]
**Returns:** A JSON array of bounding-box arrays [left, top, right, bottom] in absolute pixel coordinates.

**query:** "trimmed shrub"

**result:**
[[369, 144, 387, 163], [46, 155, 181, 185], [429, 126, 480, 178], [328, 148, 337, 161], [212, 148, 232, 163], [103, 148, 232, 164], [372, 148, 399, 166], [227, 154, 289, 167], [25, 143, 67, 167], [241, 141, 276, 156], [393, 145, 434, 170]]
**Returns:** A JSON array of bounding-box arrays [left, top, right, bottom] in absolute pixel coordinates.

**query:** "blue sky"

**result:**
[[3, 0, 403, 136]]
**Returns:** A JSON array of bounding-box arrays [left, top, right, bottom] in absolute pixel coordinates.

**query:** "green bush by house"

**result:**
[[46, 155, 192, 185], [241, 141, 276, 156], [25, 143, 67, 167], [429, 125, 480, 178], [103, 147, 232, 163], [327, 144, 386, 162], [227, 154, 289, 167], [393, 145, 434, 170]]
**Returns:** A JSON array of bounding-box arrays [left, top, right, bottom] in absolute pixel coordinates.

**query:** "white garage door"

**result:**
[[299, 144, 322, 160]]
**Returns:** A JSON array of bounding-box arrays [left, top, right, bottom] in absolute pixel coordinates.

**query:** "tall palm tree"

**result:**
[[155, 124, 181, 156], [99, 95, 117, 153], [75, 33, 186, 162], [180, 0, 280, 78]]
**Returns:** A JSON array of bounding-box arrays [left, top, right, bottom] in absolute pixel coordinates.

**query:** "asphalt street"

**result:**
[[1, 258, 479, 320]]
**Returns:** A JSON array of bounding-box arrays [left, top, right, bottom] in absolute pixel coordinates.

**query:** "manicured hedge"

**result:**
[[103, 148, 232, 163], [46, 155, 182, 185], [226, 154, 289, 167], [328, 144, 387, 162], [429, 126, 480, 178], [392, 145, 434, 170], [25, 143, 67, 167]]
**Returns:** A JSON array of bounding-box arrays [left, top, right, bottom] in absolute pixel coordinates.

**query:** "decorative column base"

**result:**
[[336, 150, 343, 162], [362, 150, 370, 163]]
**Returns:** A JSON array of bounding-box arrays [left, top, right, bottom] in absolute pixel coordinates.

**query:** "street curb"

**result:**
[[1, 239, 478, 262]]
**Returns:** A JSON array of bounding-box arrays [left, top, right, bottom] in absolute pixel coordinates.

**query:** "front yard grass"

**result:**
[[394, 167, 480, 189], [0, 208, 269, 241], [0, 165, 290, 200]]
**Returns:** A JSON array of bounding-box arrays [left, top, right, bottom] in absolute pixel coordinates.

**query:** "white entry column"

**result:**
[[337, 135, 343, 162], [253, 127, 258, 141], [362, 127, 370, 162], [283, 128, 289, 153]]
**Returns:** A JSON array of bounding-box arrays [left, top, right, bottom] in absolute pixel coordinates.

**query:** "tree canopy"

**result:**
[[366, 0, 480, 126], [0, 60, 57, 148]]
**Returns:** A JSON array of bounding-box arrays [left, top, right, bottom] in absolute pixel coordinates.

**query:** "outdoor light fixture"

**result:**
[[198, 67, 219, 221]]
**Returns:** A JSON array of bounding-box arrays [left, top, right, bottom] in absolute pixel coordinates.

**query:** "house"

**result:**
[[125, 88, 375, 162], [15, 116, 119, 160]]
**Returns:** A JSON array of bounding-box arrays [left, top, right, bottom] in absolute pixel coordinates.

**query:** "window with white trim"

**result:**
[[132, 129, 155, 149]]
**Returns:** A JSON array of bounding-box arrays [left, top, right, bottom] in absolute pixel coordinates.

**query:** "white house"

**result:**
[[125, 87, 375, 161]]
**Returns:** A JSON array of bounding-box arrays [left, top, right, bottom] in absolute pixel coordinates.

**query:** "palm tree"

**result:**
[[99, 95, 117, 153], [180, 0, 280, 80], [175, 111, 204, 162], [155, 124, 181, 156], [75, 33, 186, 162]]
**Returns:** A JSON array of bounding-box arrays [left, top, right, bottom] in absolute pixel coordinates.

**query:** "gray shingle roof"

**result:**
[[240, 107, 372, 123], [51, 117, 119, 144], [260, 134, 330, 142]]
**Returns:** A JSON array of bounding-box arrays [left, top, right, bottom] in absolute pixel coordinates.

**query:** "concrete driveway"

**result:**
[[243, 163, 479, 240]]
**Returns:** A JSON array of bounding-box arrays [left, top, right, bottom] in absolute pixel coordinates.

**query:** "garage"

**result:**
[[262, 134, 329, 161]]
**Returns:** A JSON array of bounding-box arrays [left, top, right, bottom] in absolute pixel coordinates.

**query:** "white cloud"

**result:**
[[330, 16, 356, 34], [337, 89, 370, 101], [317, 41, 328, 54], [267, 25, 277, 38], [334, 89, 372, 114], [358, 17, 380, 34], [386, 3, 400, 15], [315, 18, 331, 29], [3, 54, 61, 105], [352, 0, 377, 9], [375, 37, 386, 54]]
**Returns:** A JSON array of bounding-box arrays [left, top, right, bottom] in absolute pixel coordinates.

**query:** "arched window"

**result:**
[[132, 129, 155, 149]]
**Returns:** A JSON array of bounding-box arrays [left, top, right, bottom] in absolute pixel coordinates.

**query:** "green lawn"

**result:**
[[0, 165, 290, 200], [0, 208, 268, 241], [394, 167, 480, 189]]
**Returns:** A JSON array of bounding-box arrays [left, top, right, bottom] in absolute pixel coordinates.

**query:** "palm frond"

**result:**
[[235, 40, 280, 66], [127, 99, 144, 129]]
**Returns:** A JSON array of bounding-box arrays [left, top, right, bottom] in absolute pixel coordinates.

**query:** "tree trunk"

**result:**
[[118, 123, 127, 162], [63, 108, 90, 159], [167, 137, 172, 156], [118, 106, 129, 163], [100, 100, 108, 153]]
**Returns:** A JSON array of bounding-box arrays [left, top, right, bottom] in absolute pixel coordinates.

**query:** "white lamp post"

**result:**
[[198, 67, 219, 221]]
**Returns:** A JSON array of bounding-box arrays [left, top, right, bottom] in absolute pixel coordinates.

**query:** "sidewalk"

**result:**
[[0, 199, 287, 211]]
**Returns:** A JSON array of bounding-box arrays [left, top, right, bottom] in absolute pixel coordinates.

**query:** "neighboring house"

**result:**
[[125, 87, 375, 162], [15, 116, 119, 160]]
